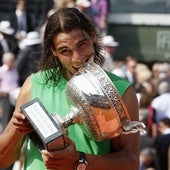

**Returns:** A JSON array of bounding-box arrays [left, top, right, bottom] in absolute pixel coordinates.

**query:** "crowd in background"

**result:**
[[0, 0, 170, 170]]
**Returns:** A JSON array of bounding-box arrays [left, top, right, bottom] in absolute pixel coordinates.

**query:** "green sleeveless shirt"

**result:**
[[24, 70, 131, 170]]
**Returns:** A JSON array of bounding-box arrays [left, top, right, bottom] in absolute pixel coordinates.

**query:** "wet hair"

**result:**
[[37, 7, 104, 85]]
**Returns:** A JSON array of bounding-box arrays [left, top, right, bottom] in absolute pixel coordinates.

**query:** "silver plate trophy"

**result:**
[[53, 57, 146, 141], [21, 57, 146, 150]]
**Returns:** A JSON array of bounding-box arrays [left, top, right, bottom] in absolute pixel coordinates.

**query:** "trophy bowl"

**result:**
[[66, 59, 146, 142]]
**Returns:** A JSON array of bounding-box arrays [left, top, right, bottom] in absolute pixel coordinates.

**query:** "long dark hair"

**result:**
[[37, 7, 104, 84]]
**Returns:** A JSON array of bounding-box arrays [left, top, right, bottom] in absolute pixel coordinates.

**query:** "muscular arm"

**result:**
[[86, 86, 140, 170], [0, 76, 32, 168]]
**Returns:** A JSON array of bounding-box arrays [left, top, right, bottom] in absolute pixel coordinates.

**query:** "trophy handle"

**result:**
[[51, 106, 84, 129], [123, 121, 146, 134]]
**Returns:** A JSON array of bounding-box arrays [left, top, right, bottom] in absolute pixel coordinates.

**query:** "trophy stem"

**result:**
[[52, 106, 84, 129]]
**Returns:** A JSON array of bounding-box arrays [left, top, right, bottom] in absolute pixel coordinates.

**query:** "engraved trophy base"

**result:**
[[20, 98, 66, 151]]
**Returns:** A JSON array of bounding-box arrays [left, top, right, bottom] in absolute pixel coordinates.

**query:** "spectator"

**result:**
[[159, 62, 170, 79], [102, 35, 119, 72], [151, 80, 170, 138], [154, 117, 170, 170], [0, 52, 19, 133], [75, 0, 94, 21], [9, 0, 34, 47], [135, 63, 153, 104], [53, 0, 75, 9], [112, 61, 127, 79], [15, 31, 42, 86], [158, 63, 170, 86], [124, 56, 138, 87], [139, 147, 157, 170], [149, 62, 161, 97], [0, 21, 19, 65], [39, 9, 56, 39], [91, 0, 108, 35], [151, 80, 170, 123]]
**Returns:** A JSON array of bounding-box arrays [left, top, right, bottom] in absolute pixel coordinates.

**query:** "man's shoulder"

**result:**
[[105, 70, 131, 96], [105, 70, 130, 84]]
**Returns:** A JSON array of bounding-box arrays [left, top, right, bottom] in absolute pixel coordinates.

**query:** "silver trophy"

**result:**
[[52, 58, 146, 142], [21, 58, 146, 150]]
